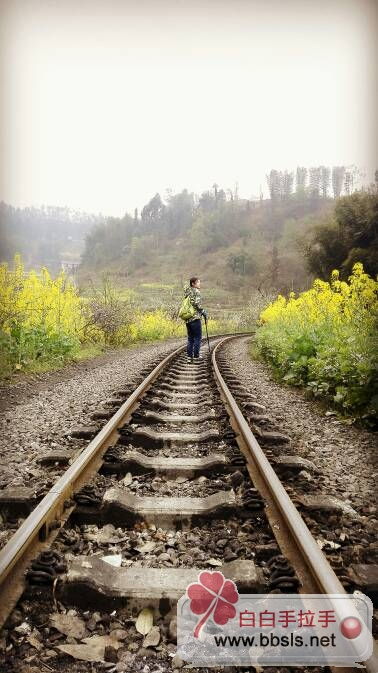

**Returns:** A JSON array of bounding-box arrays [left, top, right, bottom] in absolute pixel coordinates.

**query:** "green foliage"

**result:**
[[81, 185, 333, 293], [0, 256, 237, 378], [141, 193, 166, 229], [81, 213, 136, 268], [255, 264, 378, 423], [227, 252, 256, 276], [0, 256, 83, 374], [304, 189, 378, 279], [0, 326, 79, 372]]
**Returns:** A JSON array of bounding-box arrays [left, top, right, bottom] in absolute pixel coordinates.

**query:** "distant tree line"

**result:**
[[82, 171, 377, 291], [0, 202, 103, 270], [2, 165, 375, 295], [266, 165, 357, 201], [82, 187, 245, 270], [81, 181, 334, 291]]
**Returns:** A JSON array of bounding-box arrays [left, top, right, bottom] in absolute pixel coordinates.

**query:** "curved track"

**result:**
[[0, 333, 376, 672]]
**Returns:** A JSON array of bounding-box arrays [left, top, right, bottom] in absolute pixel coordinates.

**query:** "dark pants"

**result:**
[[186, 318, 202, 358]]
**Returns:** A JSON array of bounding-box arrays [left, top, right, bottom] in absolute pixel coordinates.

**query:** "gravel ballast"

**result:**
[[1, 333, 376, 547], [1, 334, 377, 673], [223, 336, 377, 512], [0, 340, 185, 513]]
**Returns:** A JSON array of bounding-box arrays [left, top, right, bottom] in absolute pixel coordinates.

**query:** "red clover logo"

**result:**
[[187, 571, 239, 638]]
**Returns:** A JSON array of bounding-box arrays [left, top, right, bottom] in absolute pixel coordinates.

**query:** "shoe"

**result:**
[[193, 356, 204, 362], [186, 356, 194, 363]]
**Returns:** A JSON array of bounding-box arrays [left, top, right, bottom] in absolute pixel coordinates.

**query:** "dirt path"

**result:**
[[224, 336, 377, 512]]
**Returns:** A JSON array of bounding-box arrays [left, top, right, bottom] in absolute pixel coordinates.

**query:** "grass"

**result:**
[[73, 344, 105, 361], [139, 282, 175, 290]]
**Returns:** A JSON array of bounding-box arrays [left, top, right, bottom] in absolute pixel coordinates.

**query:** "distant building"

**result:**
[[61, 260, 80, 277]]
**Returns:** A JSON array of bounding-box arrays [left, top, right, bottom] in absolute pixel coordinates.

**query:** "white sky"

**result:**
[[0, 0, 377, 217]]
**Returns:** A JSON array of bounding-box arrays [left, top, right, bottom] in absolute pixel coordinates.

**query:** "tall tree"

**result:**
[[282, 170, 294, 199], [266, 170, 280, 201], [140, 193, 166, 251], [332, 166, 345, 199], [320, 166, 331, 198], [199, 190, 216, 211], [344, 168, 356, 196], [309, 167, 322, 197], [296, 167, 307, 195], [141, 193, 166, 228], [165, 189, 194, 235], [217, 188, 226, 203]]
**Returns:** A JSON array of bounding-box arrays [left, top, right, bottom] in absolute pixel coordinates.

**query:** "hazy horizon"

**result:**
[[0, 0, 377, 218]]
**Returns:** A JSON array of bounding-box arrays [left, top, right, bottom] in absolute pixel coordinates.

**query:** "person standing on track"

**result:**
[[184, 277, 208, 362]]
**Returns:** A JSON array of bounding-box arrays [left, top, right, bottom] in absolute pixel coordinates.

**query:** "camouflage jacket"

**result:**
[[184, 285, 204, 322]]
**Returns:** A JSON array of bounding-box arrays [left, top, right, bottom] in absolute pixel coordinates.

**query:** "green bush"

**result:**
[[0, 325, 79, 373], [255, 264, 378, 423]]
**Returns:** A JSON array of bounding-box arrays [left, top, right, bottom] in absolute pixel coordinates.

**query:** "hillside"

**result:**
[[80, 189, 334, 296]]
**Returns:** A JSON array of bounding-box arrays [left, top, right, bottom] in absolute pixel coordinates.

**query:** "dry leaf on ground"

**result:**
[[142, 625, 160, 648], [136, 608, 154, 635], [135, 541, 156, 554], [57, 634, 122, 662], [97, 524, 117, 544], [26, 631, 43, 651], [101, 554, 123, 567], [50, 613, 87, 640]]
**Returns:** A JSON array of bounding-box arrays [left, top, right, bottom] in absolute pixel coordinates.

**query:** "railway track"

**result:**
[[0, 333, 376, 672]]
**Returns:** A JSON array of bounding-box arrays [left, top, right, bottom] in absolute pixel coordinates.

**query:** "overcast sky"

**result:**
[[0, 0, 377, 217]]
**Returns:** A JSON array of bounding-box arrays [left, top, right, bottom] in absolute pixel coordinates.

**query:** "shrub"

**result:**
[[255, 263, 378, 422], [82, 275, 135, 345], [0, 256, 82, 373], [128, 310, 224, 343], [231, 290, 276, 331], [129, 310, 186, 341], [0, 256, 234, 376]]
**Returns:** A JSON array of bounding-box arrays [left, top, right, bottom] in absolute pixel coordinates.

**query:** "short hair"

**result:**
[[190, 276, 199, 287]]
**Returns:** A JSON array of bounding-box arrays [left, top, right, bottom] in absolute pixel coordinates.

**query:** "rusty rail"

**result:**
[[0, 341, 189, 627], [212, 335, 378, 673], [0, 331, 250, 627], [0, 331, 375, 670]]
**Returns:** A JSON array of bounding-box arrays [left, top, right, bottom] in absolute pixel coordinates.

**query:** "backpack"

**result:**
[[178, 295, 196, 321]]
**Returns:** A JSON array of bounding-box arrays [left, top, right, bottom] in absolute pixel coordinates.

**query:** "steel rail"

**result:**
[[0, 341, 188, 627], [1, 330, 375, 668], [0, 331, 251, 628], [212, 335, 378, 673]]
